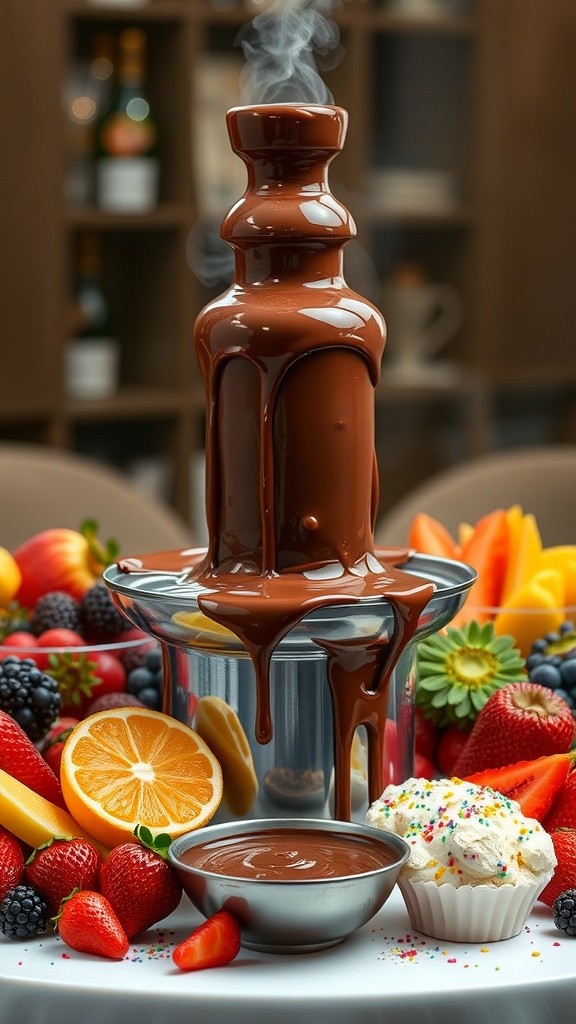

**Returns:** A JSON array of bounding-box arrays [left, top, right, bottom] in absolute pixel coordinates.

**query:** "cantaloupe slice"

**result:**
[[500, 509, 542, 605], [0, 767, 108, 855]]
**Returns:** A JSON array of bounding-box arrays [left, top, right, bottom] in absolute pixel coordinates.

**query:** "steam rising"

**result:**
[[237, 0, 344, 105]]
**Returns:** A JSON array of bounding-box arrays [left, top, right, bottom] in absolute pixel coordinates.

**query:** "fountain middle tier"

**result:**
[[104, 550, 475, 822]]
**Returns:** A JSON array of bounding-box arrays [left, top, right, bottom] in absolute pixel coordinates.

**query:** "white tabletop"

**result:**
[[1, 887, 574, 1024]]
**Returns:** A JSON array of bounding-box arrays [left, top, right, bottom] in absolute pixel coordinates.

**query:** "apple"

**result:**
[[13, 521, 119, 607]]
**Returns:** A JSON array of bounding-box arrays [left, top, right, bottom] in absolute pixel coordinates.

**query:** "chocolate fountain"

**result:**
[[104, 104, 475, 822]]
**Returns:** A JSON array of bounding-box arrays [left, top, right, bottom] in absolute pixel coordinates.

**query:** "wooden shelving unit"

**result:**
[[2, 0, 575, 532]]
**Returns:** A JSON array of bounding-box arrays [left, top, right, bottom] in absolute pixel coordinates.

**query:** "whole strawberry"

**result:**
[[55, 889, 129, 959], [453, 682, 575, 777], [40, 716, 81, 779], [0, 825, 25, 901], [99, 826, 182, 939], [26, 837, 103, 915], [173, 911, 241, 972], [539, 829, 576, 907], [544, 771, 576, 832], [0, 708, 65, 807]]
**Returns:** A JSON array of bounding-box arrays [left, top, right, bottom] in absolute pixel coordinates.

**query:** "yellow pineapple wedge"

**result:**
[[0, 767, 108, 855]]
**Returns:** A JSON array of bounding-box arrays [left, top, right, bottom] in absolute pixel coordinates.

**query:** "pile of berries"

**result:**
[[0, 580, 162, 738], [526, 622, 576, 709]]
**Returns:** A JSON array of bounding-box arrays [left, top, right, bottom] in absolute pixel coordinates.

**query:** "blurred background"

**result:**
[[1, 0, 575, 543]]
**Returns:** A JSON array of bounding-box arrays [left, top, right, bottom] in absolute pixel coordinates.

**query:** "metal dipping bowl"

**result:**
[[168, 817, 409, 954]]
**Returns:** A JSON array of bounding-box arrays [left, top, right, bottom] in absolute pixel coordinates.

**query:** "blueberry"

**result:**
[[526, 653, 545, 671], [560, 621, 576, 635], [529, 662, 563, 690], [531, 638, 549, 653], [560, 659, 576, 692], [136, 687, 162, 710], [554, 688, 574, 708], [126, 666, 156, 695], [145, 647, 162, 673]]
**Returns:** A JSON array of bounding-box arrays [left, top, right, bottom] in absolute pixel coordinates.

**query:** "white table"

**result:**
[[1, 887, 573, 1024]]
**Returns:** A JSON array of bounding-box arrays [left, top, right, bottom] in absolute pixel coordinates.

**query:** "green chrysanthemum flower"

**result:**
[[416, 619, 527, 728]]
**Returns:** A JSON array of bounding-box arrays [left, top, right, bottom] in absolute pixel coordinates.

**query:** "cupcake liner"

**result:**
[[398, 876, 551, 943]]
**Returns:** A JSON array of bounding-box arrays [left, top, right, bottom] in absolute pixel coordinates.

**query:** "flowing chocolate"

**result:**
[[118, 105, 436, 820]]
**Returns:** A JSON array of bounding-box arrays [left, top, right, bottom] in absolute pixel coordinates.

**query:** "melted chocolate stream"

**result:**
[[118, 105, 436, 820]]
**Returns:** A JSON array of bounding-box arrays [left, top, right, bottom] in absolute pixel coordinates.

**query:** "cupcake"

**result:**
[[366, 777, 556, 942]]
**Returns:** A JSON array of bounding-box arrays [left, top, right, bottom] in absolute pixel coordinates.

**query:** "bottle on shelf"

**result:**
[[95, 27, 159, 213], [65, 232, 120, 400], [64, 30, 115, 206]]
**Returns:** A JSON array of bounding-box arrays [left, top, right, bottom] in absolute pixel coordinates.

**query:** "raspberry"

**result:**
[[552, 888, 576, 936], [81, 582, 128, 642], [31, 591, 82, 636], [0, 884, 48, 939], [0, 656, 61, 741]]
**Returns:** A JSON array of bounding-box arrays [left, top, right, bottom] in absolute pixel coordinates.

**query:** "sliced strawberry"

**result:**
[[26, 837, 103, 915], [544, 771, 576, 831], [172, 910, 241, 972], [465, 751, 575, 821], [55, 889, 129, 959], [0, 709, 65, 808]]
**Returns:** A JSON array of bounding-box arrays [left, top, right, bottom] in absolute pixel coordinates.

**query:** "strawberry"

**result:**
[[26, 837, 102, 915], [452, 682, 575, 777], [34, 629, 86, 671], [99, 826, 182, 939], [55, 889, 129, 959], [544, 771, 576, 831], [40, 716, 81, 778], [0, 825, 25, 901], [414, 752, 437, 779], [45, 647, 126, 718], [414, 706, 438, 763], [0, 708, 65, 808], [538, 829, 576, 907], [173, 911, 241, 972], [437, 722, 472, 776]]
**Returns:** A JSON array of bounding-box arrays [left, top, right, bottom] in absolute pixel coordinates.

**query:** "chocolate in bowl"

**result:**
[[168, 817, 409, 954]]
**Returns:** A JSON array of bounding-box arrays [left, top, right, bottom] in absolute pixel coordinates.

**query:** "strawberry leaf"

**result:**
[[133, 824, 173, 859]]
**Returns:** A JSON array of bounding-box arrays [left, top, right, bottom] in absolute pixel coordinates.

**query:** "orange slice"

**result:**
[[194, 696, 258, 817], [60, 708, 223, 849], [172, 609, 236, 640]]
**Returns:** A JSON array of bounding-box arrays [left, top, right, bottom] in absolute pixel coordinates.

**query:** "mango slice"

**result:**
[[493, 569, 566, 657], [538, 546, 576, 607], [0, 767, 108, 855], [501, 509, 542, 605]]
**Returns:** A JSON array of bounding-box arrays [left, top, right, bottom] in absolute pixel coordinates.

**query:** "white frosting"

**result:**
[[366, 777, 556, 888]]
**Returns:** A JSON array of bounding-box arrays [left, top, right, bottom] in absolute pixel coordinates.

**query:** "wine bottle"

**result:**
[[95, 27, 159, 213], [65, 232, 119, 399]]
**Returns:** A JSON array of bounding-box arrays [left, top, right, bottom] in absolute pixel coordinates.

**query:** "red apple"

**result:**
[[13, 523, 118, 607]]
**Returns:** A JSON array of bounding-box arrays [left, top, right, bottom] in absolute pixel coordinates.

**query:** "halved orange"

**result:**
[[194, 696, 258, 817], [60, 708, 223, 849]]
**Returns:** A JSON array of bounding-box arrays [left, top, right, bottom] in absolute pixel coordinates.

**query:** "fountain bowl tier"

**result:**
[[103, 551, 475, 822]]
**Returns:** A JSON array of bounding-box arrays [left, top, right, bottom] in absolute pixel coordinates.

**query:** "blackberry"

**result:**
[[0, 656, 62, 741], [31, 591, 82, 636], [527, 622, 576, 707], [81, 582, 128, 642], [552, 888, 576, 937], [0, 884, 48, 939], [126, 646, 163, 710]]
